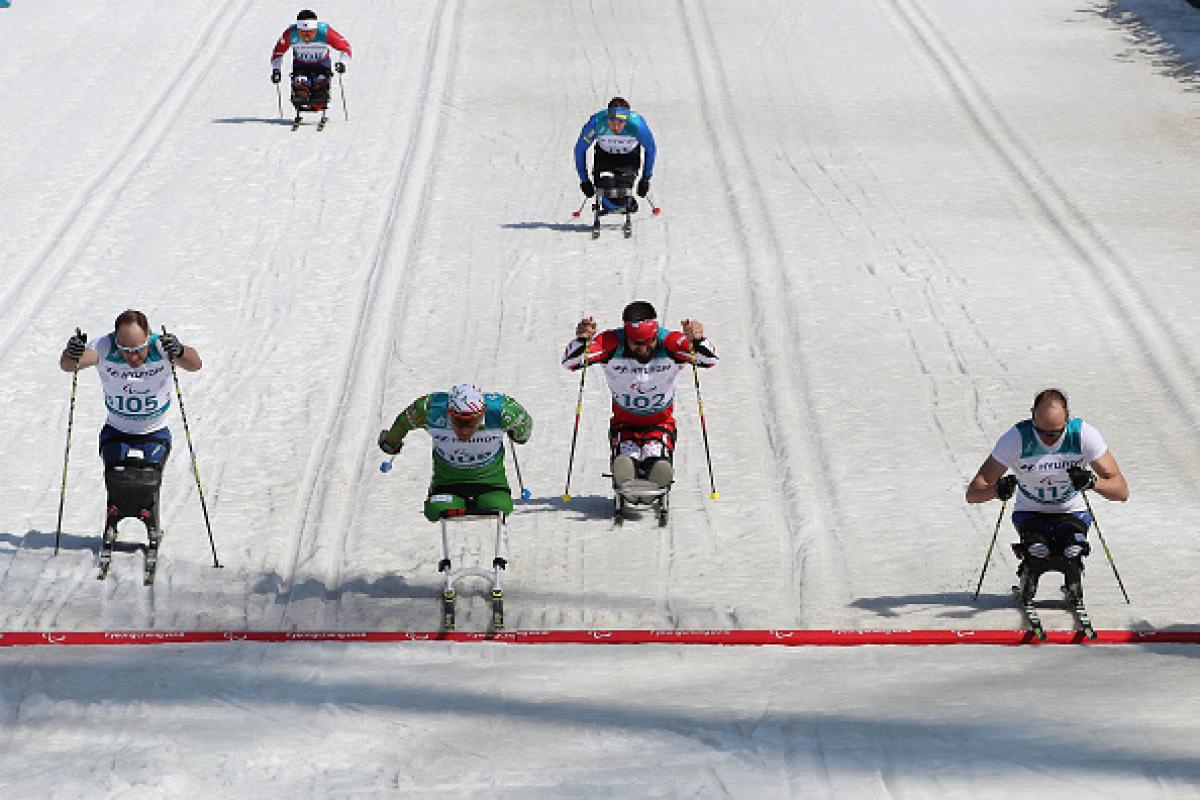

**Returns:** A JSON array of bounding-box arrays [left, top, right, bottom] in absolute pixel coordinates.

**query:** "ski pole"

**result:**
[[54, 328, 85, 556], [163, 326, 222, 569], [338, 71, 349, 121], [688, 342, 718, 500], [1080, 490, 1130, 604], [562, 338, 591, 502], [509, 436, 531, 501], [570, 197, 588, 218], [379, 454, 398, 473], [646, 192, 662, 216], [972, 499, 1007, 600], [276, 82, 283, 118]]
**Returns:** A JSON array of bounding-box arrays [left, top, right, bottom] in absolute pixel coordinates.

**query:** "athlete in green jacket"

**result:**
[[379, 383, 533, 521]]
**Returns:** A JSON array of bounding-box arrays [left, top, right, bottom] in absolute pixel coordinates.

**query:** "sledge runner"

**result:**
[[574, 97, 656, 237], [270, 9, 351, 129], [966, 388, 1128, 611], [59, 310, 201, 580], [561, 301, 717, 524], [378, 384, 532, 629]]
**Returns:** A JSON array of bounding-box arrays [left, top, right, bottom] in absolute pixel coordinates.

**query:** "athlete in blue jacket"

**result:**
[[574, 97, 657, 213]]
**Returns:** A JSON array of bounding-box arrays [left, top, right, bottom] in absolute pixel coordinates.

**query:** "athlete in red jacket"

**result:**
[[270, 9, 352, 112], [562, 301, 717, 489]]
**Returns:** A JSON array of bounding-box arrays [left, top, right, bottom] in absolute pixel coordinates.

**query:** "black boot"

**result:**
[[1062, 559, 1084, 603], [1017, 562, 1039, 603]]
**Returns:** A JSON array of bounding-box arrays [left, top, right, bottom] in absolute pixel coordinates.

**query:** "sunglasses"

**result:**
[[449, 413, 483, 429], [1033, 425, 1065, 438], [116, 341, 150, 354]]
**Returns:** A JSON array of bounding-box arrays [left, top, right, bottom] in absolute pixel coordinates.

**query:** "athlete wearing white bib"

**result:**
[[378, 383, 533, 522], [563, 301, 717, 490], [92, 332, 173, 435], [59, 310, 202, 541], [966, 389, 1128, 602]]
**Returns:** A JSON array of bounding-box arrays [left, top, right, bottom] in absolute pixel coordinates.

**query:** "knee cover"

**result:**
[[647, 459, 673, 487], [612, 455, 636, 487], [1026, 542, 1050, 559]]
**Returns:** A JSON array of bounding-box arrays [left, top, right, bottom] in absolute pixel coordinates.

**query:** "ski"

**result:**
[[97, 525, 118, 581], [317, 113, 328, 132], [1063, 588, 1097, 640], [291, 114, 303, 131], [441, 589, 456, 631], [622, 210, 633, 239], [1012, 585, 1046, 640], [143, 531, 162, 586], [491, 588, 504, 631]]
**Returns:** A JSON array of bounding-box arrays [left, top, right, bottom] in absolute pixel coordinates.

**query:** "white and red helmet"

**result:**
[[448, 383, 486, 420]]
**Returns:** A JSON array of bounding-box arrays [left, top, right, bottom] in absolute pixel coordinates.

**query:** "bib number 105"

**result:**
[[107, 395, 160, 415]]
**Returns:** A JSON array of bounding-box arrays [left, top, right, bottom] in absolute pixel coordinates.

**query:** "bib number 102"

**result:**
[[618, 392, 667, 410]]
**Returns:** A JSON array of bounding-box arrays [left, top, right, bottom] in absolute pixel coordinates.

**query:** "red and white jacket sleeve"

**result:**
[[326, 26, 353, 63], [561, 330, 620, 370], [663, 331, 718, 367], [270, 28, 293, 70]]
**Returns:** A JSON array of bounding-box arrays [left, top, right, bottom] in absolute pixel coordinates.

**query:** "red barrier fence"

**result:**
[[2, 629, 1199, 647]]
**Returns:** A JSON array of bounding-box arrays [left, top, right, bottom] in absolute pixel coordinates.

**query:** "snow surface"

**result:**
[[2, 0, 1200, 796]]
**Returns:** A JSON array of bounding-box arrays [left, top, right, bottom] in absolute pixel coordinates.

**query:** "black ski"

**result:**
[[317, 113, 328, 132], [1012, 585, 1046, 640], [622, 209, 632, 238], [143, 531, 162, 586], [291, 114, 303, 131], [491, 588, 504, 631], [442, 589, 456, 631], [1063, 588, 1097, 639], [97, 525, 118, 581]]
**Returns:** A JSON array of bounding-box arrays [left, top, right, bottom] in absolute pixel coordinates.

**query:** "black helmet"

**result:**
[[608, 96, 631, 111], [297, 9, 318, 21], [621, 300, 656, 323]]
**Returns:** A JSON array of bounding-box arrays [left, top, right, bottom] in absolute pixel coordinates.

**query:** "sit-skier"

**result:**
[[561, 301, 717, 495], [378, 384, 532, 522], [59, 309, 202, 548], [966, 388, 1129, 603], [270, 9, 351, 119], [574, 97, 657, 215]]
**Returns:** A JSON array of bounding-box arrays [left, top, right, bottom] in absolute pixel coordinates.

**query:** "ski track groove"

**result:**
[[0, 0, 252, 367], [678, 0, 855, 624], [888, 0, 1200, 429], [327, 0, 465, 630], [274, 0, 459, 629]]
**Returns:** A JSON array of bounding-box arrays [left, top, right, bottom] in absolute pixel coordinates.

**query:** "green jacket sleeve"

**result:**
[[501, 395, 533, 444], [386, 394, 433, 446]]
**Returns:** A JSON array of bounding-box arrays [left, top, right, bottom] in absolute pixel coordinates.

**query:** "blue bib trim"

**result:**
[[1017, 417, 1082, 458]]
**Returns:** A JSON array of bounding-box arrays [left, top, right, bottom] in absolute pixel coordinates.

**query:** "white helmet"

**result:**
[[448, 383, 485, 419]]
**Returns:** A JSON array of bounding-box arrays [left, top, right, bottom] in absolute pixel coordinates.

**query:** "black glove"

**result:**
[[995, 475, 1018, 501], [378, 429, 403, 455], [1068, 465, 1096, 492], [579, 180, 595, 198], [65, 331, 87, 362], [271, 69, 282, 84], [507, 431, 528, 446], [334, 62, 346, 74], [636, 177, 650, 197], [160, 332, 184, 360]]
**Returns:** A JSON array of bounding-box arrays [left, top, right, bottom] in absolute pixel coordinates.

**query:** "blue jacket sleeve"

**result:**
[[636, 118, 657, 178], [574, 118, 595, 182]]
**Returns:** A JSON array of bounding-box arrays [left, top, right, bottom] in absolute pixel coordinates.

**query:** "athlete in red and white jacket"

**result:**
[[561, 300, 717, 489], [270, 10, 352, 110]]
